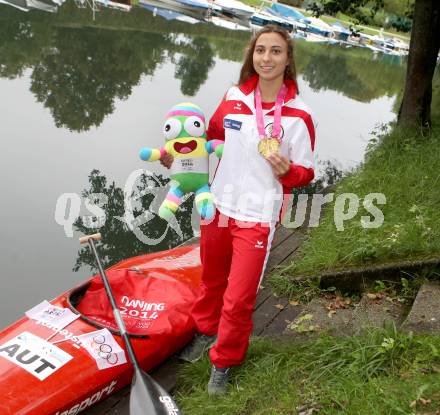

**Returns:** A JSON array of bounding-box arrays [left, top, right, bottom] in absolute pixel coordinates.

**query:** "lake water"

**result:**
[[0, 3, 406, 327]]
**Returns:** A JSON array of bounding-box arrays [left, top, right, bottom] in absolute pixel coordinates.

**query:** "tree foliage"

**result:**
[[73, 170, 195, 272], [175, 37, 215, 96], [0, 1, 414, 131], [295, 41, 405, 103], [30, 27, 161, 131], [398, 0, 440, 132], [0, 12, 52, 78], [0, 5, 219, 131], [319, 0, 384, 17]]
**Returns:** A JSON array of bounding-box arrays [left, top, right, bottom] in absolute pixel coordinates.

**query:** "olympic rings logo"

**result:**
[[90, 335, 119, 365]]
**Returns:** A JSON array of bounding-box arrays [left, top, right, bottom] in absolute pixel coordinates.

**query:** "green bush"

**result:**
[[372, 9, 389, 28], [320, 0, 340, 15], [384, 0, 415, 18], [388, 13, 412, 32], [352, 6, 374, 25]]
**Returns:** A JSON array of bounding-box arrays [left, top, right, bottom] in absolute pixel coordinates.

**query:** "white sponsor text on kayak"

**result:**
[[54, 380, 117, 415], [149, 247, 200, 270], [159, 396, 179, 415], [35, 319, 83, 347]]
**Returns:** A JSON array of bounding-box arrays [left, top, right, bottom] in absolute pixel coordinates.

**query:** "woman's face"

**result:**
[[252, 32, 289, 83]]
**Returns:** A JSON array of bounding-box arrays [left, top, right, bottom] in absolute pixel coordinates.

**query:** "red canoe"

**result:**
[[0, 244, 201, 415]]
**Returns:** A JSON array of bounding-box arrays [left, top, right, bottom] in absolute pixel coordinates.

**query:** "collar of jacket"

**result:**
[[238, 74, 298, 104]]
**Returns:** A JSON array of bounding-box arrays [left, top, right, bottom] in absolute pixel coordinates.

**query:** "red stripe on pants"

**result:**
[[191, 210, 273, 368]]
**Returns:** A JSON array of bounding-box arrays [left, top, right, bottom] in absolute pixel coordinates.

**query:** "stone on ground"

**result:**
[[352, 293, 408, 333], [283, 297, 355, 338], [402, 281, 440, 333], [282, 293, 409, 338]]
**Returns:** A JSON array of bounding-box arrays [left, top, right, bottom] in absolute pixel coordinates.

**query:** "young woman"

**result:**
[[164, 25, 316, 395]]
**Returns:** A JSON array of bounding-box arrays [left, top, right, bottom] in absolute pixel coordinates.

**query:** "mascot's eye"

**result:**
[[184, 116, 205, 137], [163, 118, 182, 140]]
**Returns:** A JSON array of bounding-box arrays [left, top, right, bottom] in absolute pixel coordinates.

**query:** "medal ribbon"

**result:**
[[255, 83, 288, 141]]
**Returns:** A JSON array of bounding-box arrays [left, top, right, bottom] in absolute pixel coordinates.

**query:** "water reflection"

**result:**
[[0, 8, 219, 131], [73, 169, 195, 272], [0, 3, 407, 133], [0, 3, 404, 327], [302, 50, 361, 99], [72, 161, 342, 272], [3, 22, 218, 131], [30, 28, 172, 131], [295, 42, 405, 102], [174, 37, 215, 96], [0, 17, 52, 78]]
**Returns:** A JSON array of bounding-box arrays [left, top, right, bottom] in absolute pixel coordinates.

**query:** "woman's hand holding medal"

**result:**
[[266, 152, 290, 177]]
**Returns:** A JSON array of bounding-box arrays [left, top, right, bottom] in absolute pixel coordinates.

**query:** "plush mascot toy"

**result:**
[[139, 102, 223, 221]]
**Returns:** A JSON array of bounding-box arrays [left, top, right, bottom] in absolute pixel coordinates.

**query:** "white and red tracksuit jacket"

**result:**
[[207, 74, 316, 223], [191, 75, 316, 368]]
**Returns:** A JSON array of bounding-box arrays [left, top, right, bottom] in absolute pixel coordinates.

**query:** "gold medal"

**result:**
[[258, 137, 280, 158]]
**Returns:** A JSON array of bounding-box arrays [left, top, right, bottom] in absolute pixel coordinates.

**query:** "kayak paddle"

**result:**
[[80, 233, 182, 415]]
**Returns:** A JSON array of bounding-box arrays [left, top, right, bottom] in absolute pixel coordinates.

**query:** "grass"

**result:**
[[316, 13, 410, 41], [274, 124, 440, 280], [333, 12, 411, 41], [238, 0, 271, 8], [268, 271, 429, 305], [174, 328, 440, 414]]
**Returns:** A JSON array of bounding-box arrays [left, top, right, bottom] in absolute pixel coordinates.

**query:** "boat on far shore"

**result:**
[[93, 0, 131, 12], [0, 0, 58, 12], [304, 16, 333, 37], [141, 2, 202, 23], [250, 8, 294, 32], [331, 21, 350, 41], [266, 2, 310, 27], [209, 14, 250, 30], [212, 0, 254, 20], [139, 0, 208, 18], [142, 0, 213, 15], [354, 31, 409, 56], [4, 0, 409, 57]]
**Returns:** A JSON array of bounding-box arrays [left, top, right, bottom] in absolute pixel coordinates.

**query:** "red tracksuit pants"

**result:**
[[191, 210, 276, 368]]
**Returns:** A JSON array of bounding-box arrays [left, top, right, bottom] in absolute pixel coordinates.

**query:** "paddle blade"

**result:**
[[130, 369, 181, 415]]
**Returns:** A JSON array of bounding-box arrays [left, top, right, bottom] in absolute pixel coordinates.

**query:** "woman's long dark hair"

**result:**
[[238, 25, 297, 88]]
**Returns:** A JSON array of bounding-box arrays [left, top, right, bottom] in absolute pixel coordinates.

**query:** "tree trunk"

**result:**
[[398, 0, 440, 132]]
